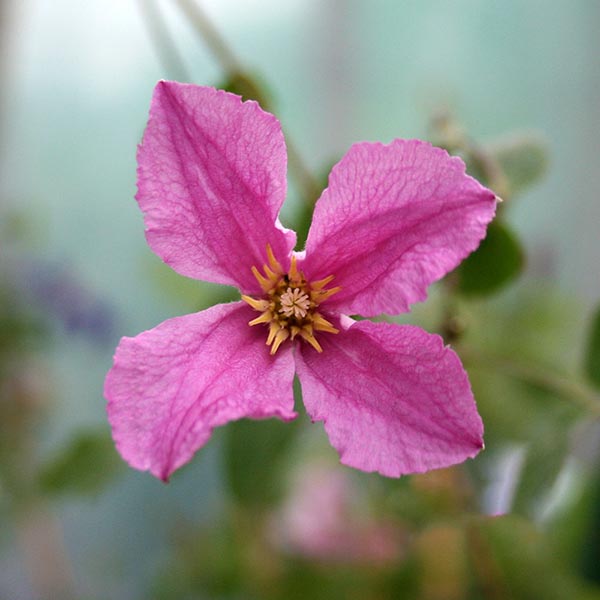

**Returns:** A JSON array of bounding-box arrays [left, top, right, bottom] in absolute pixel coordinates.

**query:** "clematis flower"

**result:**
[[104, 81, 496, 482]]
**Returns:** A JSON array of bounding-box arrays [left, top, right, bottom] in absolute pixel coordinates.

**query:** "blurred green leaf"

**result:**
[[224, 415, 301, 509], [39, 429, 124, 497], [457, 220, 524, 296], [219, 70, 273, 109], [294, 200, 314, 253], [580, 476, 600, 584], [462, 152, 488, 187], [461, 285, 587, 473], [471, 515, 600, 600], [511, 399, 572, 516], [292, 159, 333, 250], [152, 523, 244, 600], [492, 134, 549, 196], [551, 468, 600, 585], [0, 283, 48, 357], [224, 378, 304, 509], [146, 257, 238, 312], [584, 303, 600, 390]]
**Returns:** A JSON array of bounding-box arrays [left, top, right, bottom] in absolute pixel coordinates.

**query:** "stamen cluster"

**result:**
[[242, 245, 340, 354]]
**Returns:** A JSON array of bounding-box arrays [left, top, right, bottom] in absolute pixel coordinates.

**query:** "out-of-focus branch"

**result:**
[[137, 0, 191, 82], [430, 111, 510, 202], [460, 346, 600, 416], [173, 0, 241, 74], [465, 521, 511, 600], [172, 0, 322, 206]]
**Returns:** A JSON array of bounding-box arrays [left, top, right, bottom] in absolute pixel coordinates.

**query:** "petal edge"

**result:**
[[105, 302, 296, 480], [137, 82, 295, 292], [302, 140, 496, 316], [295, 319, 483, 477]]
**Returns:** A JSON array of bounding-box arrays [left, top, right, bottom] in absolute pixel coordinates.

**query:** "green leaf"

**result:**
[[292, 159, 334, 250], [38, 429, 124, 497], [551, 472, 600, 584], [218, 70, 272, 109], [584, 303, 600, 390], [224, 417, 301, 510], [491, 134, 549, 196], [457, 220, 524, 296], [224, 380, 303, 509], [146, 256, 238, 313], [152, 524, 244, 600], [471, 515, 600, 600], [511, 401, 572, 516]]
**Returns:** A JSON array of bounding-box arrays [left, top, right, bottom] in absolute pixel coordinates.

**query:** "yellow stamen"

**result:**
[[262, 264, 280, 283], [266, 243, 283, 274], [251, 266, 273, 292], [289, 254, 300, 282], [270, 328, 290, 355], [312, 313, 339, 334], [299, 327, 323, 353], [249, 311, 273, 326], [266, 321, 280, 346], [310, 286, 342, 303], [311, 275, 335, 290], [241, 295, 270, 312], [243, 244, 340, 355]]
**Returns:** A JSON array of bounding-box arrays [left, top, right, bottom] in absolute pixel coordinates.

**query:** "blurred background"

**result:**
[[1, 1, 599, 598]]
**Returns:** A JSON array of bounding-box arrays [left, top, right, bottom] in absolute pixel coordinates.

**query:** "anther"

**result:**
[[243, 244, 341, 354]]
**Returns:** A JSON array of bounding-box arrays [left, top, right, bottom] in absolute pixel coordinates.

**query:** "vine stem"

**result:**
[[465, 520, 512, 600], [172, 0, 322, 205], [459, 346, 600, 416], [137, 0, 192, 82]]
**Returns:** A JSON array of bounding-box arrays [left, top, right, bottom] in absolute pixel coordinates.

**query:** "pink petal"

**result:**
[[294, 319, 483, 477], [137, 81, 295, 293], [301, 140, 496, 316], [105, 302, 296, 481]]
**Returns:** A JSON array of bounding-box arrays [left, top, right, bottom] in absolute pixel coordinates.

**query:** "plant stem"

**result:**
[[460, 346, 600, 416], [174, 0, 240, 72], [464, 137, 510, 203], [172, 0, 322, 205], [137, 0, 192, 82], [465, 520, 512, 600]]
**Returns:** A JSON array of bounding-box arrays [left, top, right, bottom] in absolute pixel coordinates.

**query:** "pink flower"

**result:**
[[104, 81, 496, 482], [270, 463, 406, 566]]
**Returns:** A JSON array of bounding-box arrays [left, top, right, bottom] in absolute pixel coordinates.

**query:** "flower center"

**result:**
[[241, 245, 341, 355], [279, 287, 311, 319]]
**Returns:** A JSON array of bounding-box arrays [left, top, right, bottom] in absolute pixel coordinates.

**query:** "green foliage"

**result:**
[[472, 515, 600, 600], [147, 257, 239, 312], [152, 524, 244, 600], [584, 303, 600, 389], [293, 160, 334, 250], [457, 220, 524, 296], [430, 114, 548, 200], [224, 417, 296, 508], [551, 472, 600, 585], [0, 286, 48, 360], [224, 408, 303, 509], [38, 429, 124, 497], [219, 70, 273, 109], [492, 134, 549, 196], [509, 391, 573, 516], [454, 284, 594, 519]]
